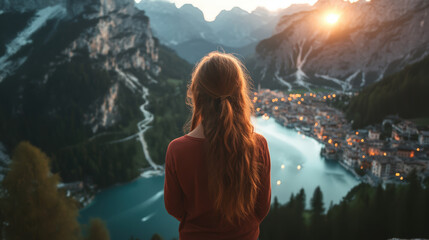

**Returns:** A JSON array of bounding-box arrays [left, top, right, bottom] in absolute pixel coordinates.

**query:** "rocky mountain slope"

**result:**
[[346, 55, 429, 128], [0, 0, 191, 186], [250, 0, 429, 91]]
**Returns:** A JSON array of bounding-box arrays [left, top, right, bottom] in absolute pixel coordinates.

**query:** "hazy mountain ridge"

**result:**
[[136, 0, 312, 63], [135, 0, 214, 47], [251, 0, 429, 90], [0, 0, 191, 186]]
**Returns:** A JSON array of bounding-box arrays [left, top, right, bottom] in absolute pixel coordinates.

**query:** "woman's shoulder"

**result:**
[[254, 132, 268, 146], [167, 135, 205, 152]]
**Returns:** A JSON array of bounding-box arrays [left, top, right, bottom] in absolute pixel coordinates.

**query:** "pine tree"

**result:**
[[311, 186, 325, 219], [294, 188, 306, 240], [310, 186, 325, 240], [2, 142, 81, 240], [151, 234, 163, 240]]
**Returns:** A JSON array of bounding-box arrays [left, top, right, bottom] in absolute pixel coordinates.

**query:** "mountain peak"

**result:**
[[179, 3, 204, 19], [215, 6, 248, 21], [252, 6, 270, 15], [230, 6, 248, 15]]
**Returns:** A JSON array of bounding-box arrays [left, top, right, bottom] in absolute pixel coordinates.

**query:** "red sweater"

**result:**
[[164, 133, 271, 240]]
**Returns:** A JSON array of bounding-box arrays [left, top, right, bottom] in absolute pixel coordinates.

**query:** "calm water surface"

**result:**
[[79, 117, 359, 240]]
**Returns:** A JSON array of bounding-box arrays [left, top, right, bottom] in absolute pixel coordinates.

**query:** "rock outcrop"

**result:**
[[251, 0, 429, 90]]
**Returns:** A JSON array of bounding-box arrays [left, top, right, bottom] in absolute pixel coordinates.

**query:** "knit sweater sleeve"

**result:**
[[164, 142, 186, 222]]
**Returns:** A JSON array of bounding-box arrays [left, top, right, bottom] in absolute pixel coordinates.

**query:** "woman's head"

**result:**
[[187, 52, 252, 130], [186, 52, 261, 224]]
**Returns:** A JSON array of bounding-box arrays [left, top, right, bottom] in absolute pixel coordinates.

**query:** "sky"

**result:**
[[135, 0, 319, 21]]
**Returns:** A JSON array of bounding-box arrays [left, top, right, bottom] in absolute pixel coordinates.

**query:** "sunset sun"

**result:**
[[325, 13, 340, 24]]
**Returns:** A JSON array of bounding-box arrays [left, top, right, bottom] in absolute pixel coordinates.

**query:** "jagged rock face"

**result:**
[[64, 2, 159, 74], [61, 0, 160, 131], [84, 83, 119, 133], [0, 0, 191, 186], [252, 0, 429, 91], [0, 0, 160, 132], [0, 0, 159, 80]]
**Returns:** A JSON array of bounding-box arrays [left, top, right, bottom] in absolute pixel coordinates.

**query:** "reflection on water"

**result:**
[[79, 117, 359, 240], [253, 117, 360, 206]]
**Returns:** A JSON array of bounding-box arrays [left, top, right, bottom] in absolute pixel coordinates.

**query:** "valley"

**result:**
[[0, 0, 429, 239]]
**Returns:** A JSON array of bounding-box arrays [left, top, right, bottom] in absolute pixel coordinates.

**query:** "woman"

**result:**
[[164, 52, 271, 240]]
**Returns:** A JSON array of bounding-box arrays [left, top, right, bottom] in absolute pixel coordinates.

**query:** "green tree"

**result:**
[[310, 186, 326, 240], [85, 218, 110, 240], [151, 233, 164, 240], [311, 187, 325, 219], [1, 141, 80, 240]]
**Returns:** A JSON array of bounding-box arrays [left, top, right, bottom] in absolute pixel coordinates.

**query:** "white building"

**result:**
[[419, 131, 429, 145], [372, 160, 390, 179], [368, 129, 381, 140]]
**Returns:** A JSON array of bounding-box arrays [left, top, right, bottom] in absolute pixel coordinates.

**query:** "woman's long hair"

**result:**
[[185, 52, 261, 224]]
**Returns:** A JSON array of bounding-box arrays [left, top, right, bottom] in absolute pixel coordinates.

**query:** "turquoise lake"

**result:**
[[79, 117, 360, 240]]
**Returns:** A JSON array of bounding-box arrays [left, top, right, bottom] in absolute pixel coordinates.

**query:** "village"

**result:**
[[254, 89, 429, 185]]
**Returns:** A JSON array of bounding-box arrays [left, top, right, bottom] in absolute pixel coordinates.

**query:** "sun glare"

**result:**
[[325, 13, 340, 24]]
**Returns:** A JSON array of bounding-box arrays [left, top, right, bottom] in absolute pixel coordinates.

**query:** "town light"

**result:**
[[395, 173, 400, 177], [297, 165, 302, 170], [262, 113, 270, 120], [400, 176, 404, 181], [281, 164, 285, 169]]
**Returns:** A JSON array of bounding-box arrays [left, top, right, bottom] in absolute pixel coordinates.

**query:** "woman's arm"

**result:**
[[164, 142, 186, 222], [255, 136, 271, 223]]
